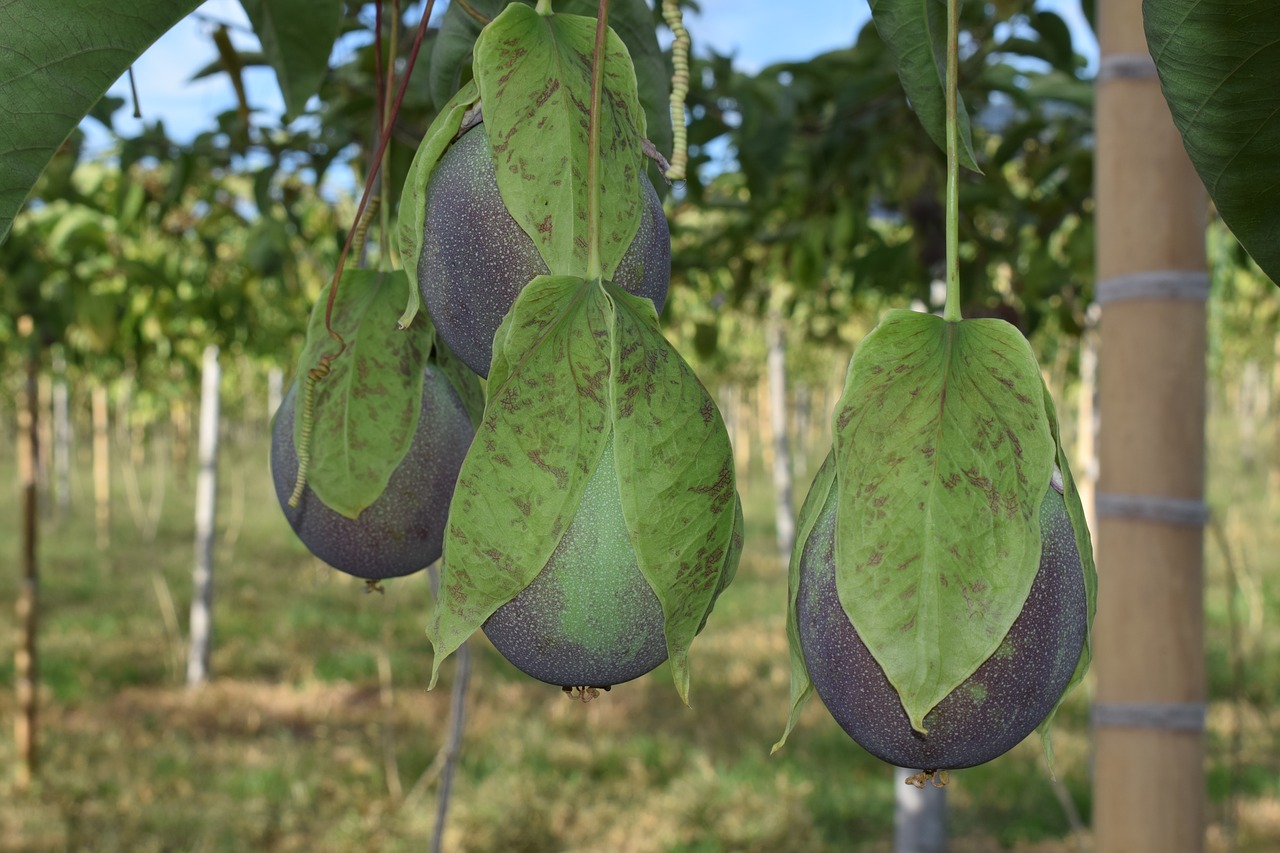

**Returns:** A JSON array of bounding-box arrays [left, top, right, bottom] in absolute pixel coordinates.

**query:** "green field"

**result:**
[[0, 387, 1277, 852]]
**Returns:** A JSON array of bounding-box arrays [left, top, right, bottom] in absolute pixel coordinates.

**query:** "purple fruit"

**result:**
[[418, 124, 670, 377], [482, 440, 744, 689], [271, 365, 474, 580], [796, 479, 1087, 770]]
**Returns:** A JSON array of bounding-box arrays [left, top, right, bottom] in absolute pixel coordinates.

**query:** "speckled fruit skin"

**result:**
[[270, 366, 474, 581], [796, 481, 1087, 770], [418, 125, 671, 377], [483, 441, 742, 689]]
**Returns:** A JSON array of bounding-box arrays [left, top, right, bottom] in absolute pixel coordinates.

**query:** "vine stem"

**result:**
[[943, 0, 962, 322], [585, 0, 610, 280], [322, 0, 437, 354], [290, 0, 434, 506]]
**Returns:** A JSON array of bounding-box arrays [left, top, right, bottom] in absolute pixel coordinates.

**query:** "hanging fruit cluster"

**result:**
[[398, 3, 742, 700], [275, 1, 741, 702]]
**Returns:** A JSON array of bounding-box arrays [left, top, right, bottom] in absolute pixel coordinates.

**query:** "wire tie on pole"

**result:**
[[1095, 271, 1210, 304], [1092, 701, 1206, 732], [1094, 492, 1209, 527], [1096, 53, 1159, 82]]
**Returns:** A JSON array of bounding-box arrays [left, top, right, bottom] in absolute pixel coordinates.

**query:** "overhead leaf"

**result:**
[[1145, 0, 1280, 285], [1034, 374, 1096, 774], [773, 449, 837, 754], [868, 0, 980, 172], [240, 0, 342, 118], [608, 285, 737, 702], [0, 0, 203, 244], [294, 269, 433, 519], [428, 275, 613, 685], [427, 0, 500, 114], [831, 310, 1054, 732], [473, 3, 646, 277], [397, 80, 481, 327]]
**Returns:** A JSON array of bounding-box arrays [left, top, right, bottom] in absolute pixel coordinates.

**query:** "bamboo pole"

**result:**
[[1093, 2, 1208, 850], [15, 317, 40, 788]]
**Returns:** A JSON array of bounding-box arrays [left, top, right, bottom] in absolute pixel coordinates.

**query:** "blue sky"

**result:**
[[87, 1, 1097, 160]]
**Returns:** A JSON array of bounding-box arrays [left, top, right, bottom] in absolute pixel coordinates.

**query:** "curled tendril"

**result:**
[[661, 0, 689, 181], [287, 359, 333, 508]]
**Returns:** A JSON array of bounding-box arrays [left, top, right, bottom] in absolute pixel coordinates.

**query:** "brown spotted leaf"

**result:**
[[607, 285, 737, 703], [294, 269, 433, 519], [831, 309, 1055, 732], [428, 275, 612, 684], [472, 3, 645, 278]]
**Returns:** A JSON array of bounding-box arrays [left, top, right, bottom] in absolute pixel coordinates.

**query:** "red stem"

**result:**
[[320, 0, 436, 359]]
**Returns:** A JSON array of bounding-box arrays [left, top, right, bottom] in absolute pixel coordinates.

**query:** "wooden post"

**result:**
[[14, 317, 40, 788], [268, 366, 284, 422], [92, 385, 110, 550], [766, 312, 796, 565], [894, 767, 945, 852], [51, 350, 71, 520], [1076, 307, 1099, 536], [1093, 2, 1208, 850], [186, 345, 221, 688]]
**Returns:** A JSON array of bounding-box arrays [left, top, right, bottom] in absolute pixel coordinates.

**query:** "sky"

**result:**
[[85, 0, 1098, 163]]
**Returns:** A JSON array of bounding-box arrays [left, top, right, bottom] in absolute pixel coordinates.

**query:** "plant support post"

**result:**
[[1093, 1, 1208, 849], [15, 318, 40, 788], [187, 345, 221, 688]]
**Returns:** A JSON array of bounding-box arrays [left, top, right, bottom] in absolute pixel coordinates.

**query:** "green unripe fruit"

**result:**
[[796, 478, 1087, 770], [270, 366, 474, 581], [418, 125, 671, 377], [482, 440, 743, 689]]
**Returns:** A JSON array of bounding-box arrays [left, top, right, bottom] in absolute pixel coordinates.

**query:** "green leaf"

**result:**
[[1145, 0, 1280, 286], [473, 3, 646, 278], [773, 449, 838, 754], [0, 0, 203, 244], [240, 0, 342, 118], [831, 310, 1054, 732], [428, 275, 613, 685], [868, 0, 980, 172], [396, 80, 481, 327], [294, 269, 434, 519], [608, 284, 737, 703], [428, 0, 671, 169], [1035, 375, 1097, 775]]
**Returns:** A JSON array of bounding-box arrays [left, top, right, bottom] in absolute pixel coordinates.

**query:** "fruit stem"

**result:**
[[585, 0, 610, 281], [942, 0, 962, 323]]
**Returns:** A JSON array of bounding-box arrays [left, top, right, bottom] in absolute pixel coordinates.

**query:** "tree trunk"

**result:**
[[92, 385, 110, 550], [1094, 3, 1208, 850], [15, 319, 40, 789], [186, 345, 221, 688], [894, 767, 946, 852], [766, 312, 795, 565]]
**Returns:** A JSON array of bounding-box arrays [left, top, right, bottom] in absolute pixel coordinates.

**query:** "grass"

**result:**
[[0, 389, 1277, 852]]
